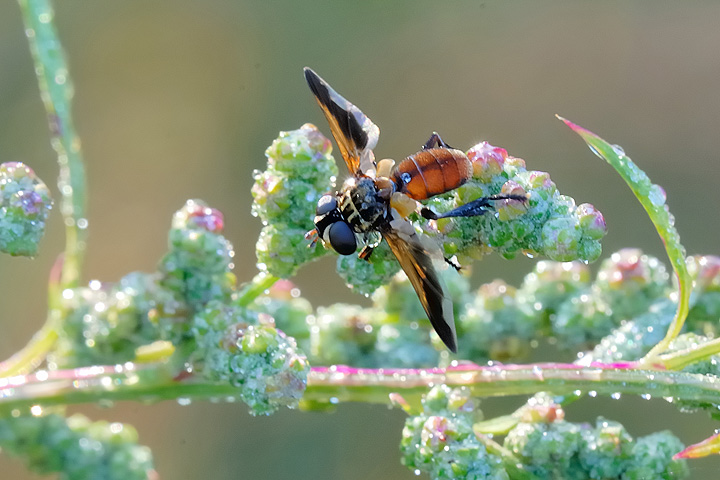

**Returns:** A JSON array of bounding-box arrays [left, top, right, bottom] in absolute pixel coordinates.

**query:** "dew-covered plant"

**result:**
[[2, 1, 720, 479]]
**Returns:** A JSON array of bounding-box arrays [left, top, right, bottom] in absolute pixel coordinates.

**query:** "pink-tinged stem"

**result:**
[[4, 361, 717, 414]]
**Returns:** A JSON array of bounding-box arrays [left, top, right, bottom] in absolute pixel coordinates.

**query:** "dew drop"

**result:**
[[611, 144, 625, 157], [611, 392, 621, 400], [641, 393, 652, 400], [177, 397, 192, 406], [587, 144, 603, 160], [647, 185, 667, 207], [588, 390, 597, 398]]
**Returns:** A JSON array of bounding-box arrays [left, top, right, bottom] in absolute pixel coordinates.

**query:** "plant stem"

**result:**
[[1, 362, 718, 414], [19, 0, 88, 288], [659, 337, 720, 371], [2, 0, 89, 377], [0, 255, 63, 378], [235, 272, 279, 307]]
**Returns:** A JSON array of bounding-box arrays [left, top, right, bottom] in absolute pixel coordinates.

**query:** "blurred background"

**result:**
[[1, 1, 720, 478]]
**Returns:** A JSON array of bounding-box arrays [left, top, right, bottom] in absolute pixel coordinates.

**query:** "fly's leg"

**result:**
[[358, 244, 374, 261], [420, 194, 527, 220], [422, 132, 454, 150], [444, 256, 461, 271]]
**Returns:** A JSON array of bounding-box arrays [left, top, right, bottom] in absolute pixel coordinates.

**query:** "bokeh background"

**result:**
[[1, 1, 720, 479]]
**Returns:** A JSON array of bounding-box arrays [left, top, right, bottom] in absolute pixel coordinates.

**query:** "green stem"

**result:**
[[235, 272, 279, 307], [0, 255, 63, 377], [19, 0, 88, 289], [3, 0, 89, 377], [659, 337, 720, 371], [1, 363, 719, 414], [0, 323, 59, 377]]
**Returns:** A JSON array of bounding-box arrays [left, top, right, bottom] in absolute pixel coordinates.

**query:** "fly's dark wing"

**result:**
[[304, 67, 379, 175], [383, 226, 457, 352]]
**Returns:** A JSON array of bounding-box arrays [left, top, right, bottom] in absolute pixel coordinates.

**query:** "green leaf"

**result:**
[[558, 116, 691, 363]]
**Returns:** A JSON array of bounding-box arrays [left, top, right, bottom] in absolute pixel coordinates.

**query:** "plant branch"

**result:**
[[236, 272, 280, 307], [3, 0, 90, 378], [19, 0, 88, 289], [2, 362, 720, 414], [659, 337, 720, 371]]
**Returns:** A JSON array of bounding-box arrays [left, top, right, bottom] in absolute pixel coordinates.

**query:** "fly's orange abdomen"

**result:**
[[391, 148, 473, 200]]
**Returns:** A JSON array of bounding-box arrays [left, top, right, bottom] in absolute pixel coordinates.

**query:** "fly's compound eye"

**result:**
[[328, 221, 357, 255], [316, 195, 337, 216]]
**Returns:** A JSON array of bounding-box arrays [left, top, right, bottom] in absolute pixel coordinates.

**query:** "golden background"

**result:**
[[1, 1, 719, 478]]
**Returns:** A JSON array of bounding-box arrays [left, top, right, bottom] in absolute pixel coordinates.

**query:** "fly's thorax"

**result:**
[[339, 176, 388, 233]]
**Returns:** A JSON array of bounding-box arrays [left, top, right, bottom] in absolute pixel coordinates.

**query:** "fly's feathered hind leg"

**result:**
[[444, 256, 461, 271], [422, 132, 454, 150], [420, 194, 527, 220]]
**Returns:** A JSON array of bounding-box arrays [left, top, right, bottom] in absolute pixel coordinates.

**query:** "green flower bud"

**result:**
[[336, 241, 401, 296], [422, 142, 606, 266], [578, 299, 676, 365], [594, 248, 670, 320], [552, 290, 615, 349], [685, 255, 720, 335], [51, 272, 186, 368], [0, 162, 53, 256], [252, 125, 338, 278], [373, 323, 439, 368], [159, 200, 236, 311], [458, 280, 538, 362], [400, 385, 508, 479], [504, 421, 583, 478], [0, 412, 154, 480], [193, 301, 308, 415], [306, 304, 377, 366], [518, 260, 591, 323], [579, 418, 633, 479], [250, 280, 313, 347], [623, 431, 688, 480]]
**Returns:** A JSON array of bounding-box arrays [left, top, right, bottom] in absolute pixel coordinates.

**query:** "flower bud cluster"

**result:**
[[0, 412, 154, 480], [193, 300, 309, 415], [51, 272, 186, 368], [685, 255, 720, 334], [158, 199, 236, 312], [420, 141, 607, 267], [400, 385, 509, 479], [336, 242, 401, 296], [580, 254, 720, 366], [51, 200, 236, 368], [251, 124, 338, 278], [550, 249, 671, 348], [505, 418, 687, 479], [249, 249, 720, 367], [0, 162, 53, 256], [400, 385, 687, 480], [253, 129, 605, 296]]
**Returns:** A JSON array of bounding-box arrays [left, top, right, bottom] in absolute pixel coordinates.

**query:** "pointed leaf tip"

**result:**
[[557, 114, 603, 144], [673, 432, 720, 460]]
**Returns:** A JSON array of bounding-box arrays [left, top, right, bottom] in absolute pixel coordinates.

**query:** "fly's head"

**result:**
[[310, 194, 357, 255]]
